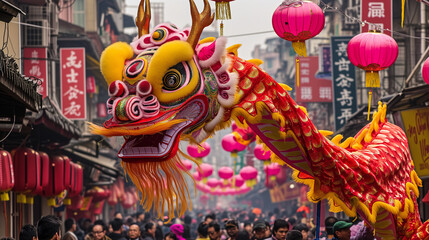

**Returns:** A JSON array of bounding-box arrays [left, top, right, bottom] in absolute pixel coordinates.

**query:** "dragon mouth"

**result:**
[[117, 95, 208, 162]]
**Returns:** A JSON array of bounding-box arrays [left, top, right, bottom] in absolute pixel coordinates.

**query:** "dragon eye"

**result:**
[[162, 70, 182, 91], [152, 28, 167, 41]]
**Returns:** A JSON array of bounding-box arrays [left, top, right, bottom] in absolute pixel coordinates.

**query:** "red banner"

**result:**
[[60, 48, 86, 120], [295, 56, 333, 103], [23, 48, 48, 98], [361, 0, 392, 36]]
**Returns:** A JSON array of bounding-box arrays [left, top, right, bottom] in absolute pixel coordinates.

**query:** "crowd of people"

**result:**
[[2, 207, 375, 240]]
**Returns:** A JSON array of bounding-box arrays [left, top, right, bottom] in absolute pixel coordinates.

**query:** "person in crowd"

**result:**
[[292, 225, 308, 240], [92, 222, 111, 240], [252, 220, 269, 240], [20, 224, 37, 240], [64, 218, 78, 240], [136, 212, 145, 224], [37, 215, 62, 240], [205, 214, 216, 224], [183, 215, 192, 240], [164, 232, 177, 240], [142, 222, 157, 240], [114, 212, 123, 220], [264, 222, 271, 239], [236, 231, 250, 240], [128, 223, 142, 240], [225, 220, 239, 240], [170, 224, 185, 240], [286, 219, 296, 231], [323, 217, 338, 240], [108, 218, 126, 240], [196, 222, 209, 240], [207, 222, 221, 240], [243, 222, 252, 239], [81, 219, 93, 235], [271, 219, 289, 240], [285, 230, 302, 240], [332, 221, 352, 240]]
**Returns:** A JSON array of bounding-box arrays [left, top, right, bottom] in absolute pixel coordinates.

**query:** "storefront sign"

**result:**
[[330, 36, 357, 131], [60, 48, 86, 120], [23, 48, 48, 98], [401, 108, 429, 177], [361, 0, 392, 36], [295, 56, 333, 103], [269, 182, 300, 203]]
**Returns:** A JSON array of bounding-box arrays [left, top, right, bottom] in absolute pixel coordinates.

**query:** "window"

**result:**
[[73, 0, 85, 28]]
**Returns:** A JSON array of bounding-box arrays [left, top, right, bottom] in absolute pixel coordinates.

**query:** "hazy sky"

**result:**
[[124, 0, 283, 60]]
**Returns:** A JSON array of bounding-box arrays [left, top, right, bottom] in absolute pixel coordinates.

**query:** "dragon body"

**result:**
[[92, 0, 429, 238]]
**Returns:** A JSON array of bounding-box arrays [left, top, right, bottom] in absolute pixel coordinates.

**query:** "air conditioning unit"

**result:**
[[24, 19, 50, 47]]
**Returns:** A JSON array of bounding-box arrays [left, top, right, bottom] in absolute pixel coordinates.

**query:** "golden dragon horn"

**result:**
[[187, 0, 215, 49], [136, 0, 151, 37]]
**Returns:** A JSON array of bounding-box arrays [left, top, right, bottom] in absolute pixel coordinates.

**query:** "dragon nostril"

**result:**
[[136, 79, 152, 97]]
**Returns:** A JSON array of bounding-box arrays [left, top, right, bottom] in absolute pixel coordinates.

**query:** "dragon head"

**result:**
[[91, 0, 239, 220]]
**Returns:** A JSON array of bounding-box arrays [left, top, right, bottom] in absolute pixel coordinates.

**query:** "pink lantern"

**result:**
[[220, 179, 231, 189], [231, 122, 256, 146], [347, 30, 398, 119], [265, 177, 275, 189], [254, 144, 271, 165], [177, 159, 193, 171], [276, 166, 288, 185], [422, 57, 429, 85], [218, 167, 234, 185], [272, 1, 325, 57], [266, 163, 281, 181], [187, 142, 211, 160], [233, 175, 244, 188], [196, 163, 213, 183], [239, 166, 258, 188], [192, 171, 203, 182], [0, 150, 14, 201], [222, 133, 246, 158], [207, 178, 220, 190]]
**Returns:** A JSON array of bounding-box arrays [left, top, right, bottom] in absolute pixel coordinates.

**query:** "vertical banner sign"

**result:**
[[23, 48, 48, 98], [361, 0, 392, 36], [295, 56, 333, 103], [60, 48, 86, 120], [401, 108, 429, 177], [330, 36, 357, 131]]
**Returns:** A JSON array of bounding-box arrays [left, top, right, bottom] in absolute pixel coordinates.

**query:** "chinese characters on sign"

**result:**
[[23, 48, 48, 98], [295, 56, 332, 103], [361, 0, 392, 36], [330, 36, 357, 131], [60, 48, 86, 120]]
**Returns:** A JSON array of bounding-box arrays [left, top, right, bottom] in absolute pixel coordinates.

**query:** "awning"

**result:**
[[63, 148, 120, 178]]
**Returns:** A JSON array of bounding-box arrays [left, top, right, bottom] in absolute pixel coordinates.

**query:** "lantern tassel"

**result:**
[[0, 192, 9, 201], [296, 57, 300, 87], [64, 198, 71, 206], [270, 176, 276, 181], [47, 198, 56, 206], [17, 194, 26, 204], [367, 91, 372, 121], [26, 196, 34, 205], [215, 2, 232, 20], [365, 71, 380, 88], [220, 21, 224, 36], [401, 0, 405, 28], [292, 41, 307, 57]]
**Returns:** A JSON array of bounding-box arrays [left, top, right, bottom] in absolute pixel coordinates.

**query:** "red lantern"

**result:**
[[207, 178, 220, 191], [196, 163, 213, 183], [0, 150, 14, 201], [69, 163, 83, 197], [222, 133, 246, 158], [422, 57, 429, 85], [27, 151, 50, 204], [239, 166, 258, 188], [347, 30, 398, 119], [272, 1, 325, 57], [43, 155, 66, 206], [12, 147, 40, 203], [275, 166, 288, 185], [187, 142, 211, 161], [210, 0, 235, 36]]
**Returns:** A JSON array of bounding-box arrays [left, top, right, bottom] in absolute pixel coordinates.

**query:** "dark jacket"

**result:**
[[109, 233, 127, 240]]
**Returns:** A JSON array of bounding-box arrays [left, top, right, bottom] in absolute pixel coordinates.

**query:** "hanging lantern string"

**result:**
[[223, 1, 429, 42]]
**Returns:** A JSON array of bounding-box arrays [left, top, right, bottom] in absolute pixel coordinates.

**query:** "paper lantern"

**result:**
[[272, 1, 325, 57], [275, 166, 288, 185], [210, 0, 235, 36], [266, 163, 281, 181], [193, 171, 203, 182], [12, 147, 40, 203], [27, 151, 50, 204], [222, 133, 246, 158], [233, 175, 244, 188], [196, 163, 213, 183], [239, 166, 258, 188], [218, 167, 234, 184], [422, 57, 429, 85], [69, 163, 83, 197], [207, 178, 220, 191], [43, 155, 66, 206], [254, 144, 271, 165], [231, 122, 256, 146], [177, 159, 193, 171], [86, 187, 110, 202], [347, 30, 398, 119], [187, 142, 211, 160], [0, 150, 14, 201]]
